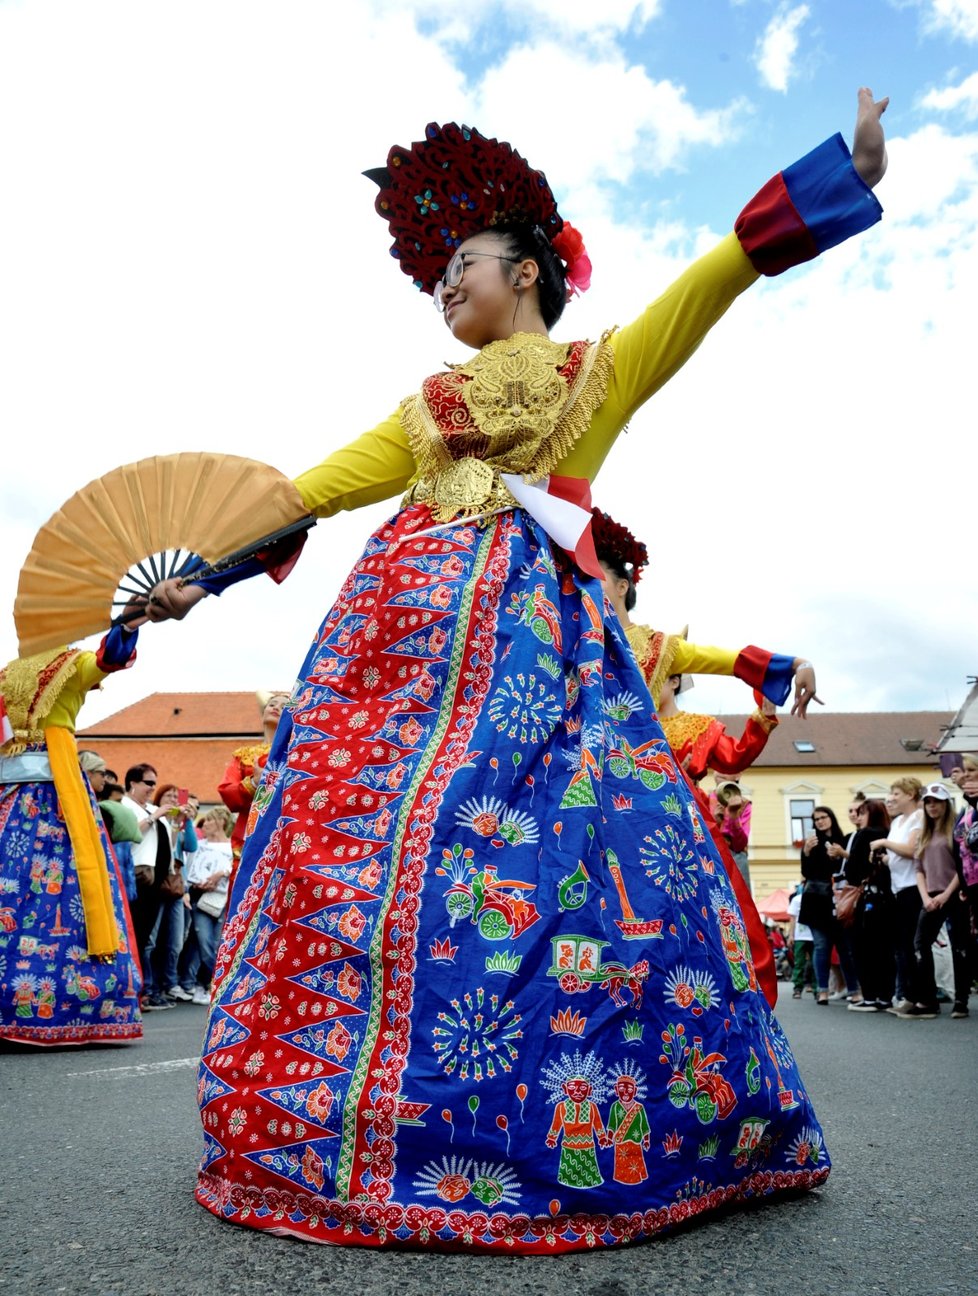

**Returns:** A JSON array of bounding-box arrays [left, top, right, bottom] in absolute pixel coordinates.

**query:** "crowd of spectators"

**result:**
[[85, 763, 234, 1010], [787, 759, 978, 1019], [78, 692, 282, 1010]]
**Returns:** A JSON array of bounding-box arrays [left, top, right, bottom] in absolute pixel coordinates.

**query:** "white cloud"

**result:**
[[386, 0, 664, 40], [754, 3, 811, 92], [473, 43, 749, 190], [917, 0, 978, 41], [921, 69, 978, 116]]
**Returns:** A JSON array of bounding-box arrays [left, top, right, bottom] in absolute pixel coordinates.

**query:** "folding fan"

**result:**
[[14, 453, 313, 656]]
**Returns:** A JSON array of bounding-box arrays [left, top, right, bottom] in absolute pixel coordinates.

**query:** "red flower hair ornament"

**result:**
[[552, 223, 593, 299]]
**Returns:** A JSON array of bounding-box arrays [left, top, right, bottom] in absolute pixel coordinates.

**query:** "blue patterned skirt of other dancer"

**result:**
[[0, 753, 143, 1045]]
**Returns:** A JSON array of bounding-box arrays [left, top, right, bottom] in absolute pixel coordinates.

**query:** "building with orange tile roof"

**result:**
[[78, 692, 263, 803]]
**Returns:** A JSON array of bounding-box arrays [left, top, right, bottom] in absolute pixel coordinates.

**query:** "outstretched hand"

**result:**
[[143, 578, 208, 623], [791, 664, 823, 719], [852, 86, 888, 188]]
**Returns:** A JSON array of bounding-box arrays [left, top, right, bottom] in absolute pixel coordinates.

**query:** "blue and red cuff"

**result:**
[[735, 646, 795, 706], [184, 531, 308, 597], [735, 132, 883, 276], [97, 624, 139, 673]]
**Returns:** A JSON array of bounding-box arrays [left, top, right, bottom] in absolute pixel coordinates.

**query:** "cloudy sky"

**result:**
[[1, 0, 975, 729]]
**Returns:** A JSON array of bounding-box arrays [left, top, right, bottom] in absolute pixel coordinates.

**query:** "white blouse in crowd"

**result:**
[[184, 840, 233, 893]]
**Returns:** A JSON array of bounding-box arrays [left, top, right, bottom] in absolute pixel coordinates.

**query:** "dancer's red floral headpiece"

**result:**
[[590, 509, 649, 585], [364, 122, 592, 300]]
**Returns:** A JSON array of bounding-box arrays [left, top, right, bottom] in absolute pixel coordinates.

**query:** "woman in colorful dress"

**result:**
[[657, 673, 779, 785], [218, 691, 289, 883], [144, 92, 888, 1250], [592, 508, 814, 720], [0, 625, 143, 1045], [592, 507, 785, 967]]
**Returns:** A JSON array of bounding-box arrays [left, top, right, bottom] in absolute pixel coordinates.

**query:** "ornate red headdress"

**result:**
[[364, 122, 591, 300], [590, 509, 649, 585]]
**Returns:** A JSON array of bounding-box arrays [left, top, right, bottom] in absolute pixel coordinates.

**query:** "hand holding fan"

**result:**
[[15, 452, 313, 656]]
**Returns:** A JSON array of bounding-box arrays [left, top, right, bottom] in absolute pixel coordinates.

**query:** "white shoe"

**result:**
[[167, 986, 194, 1002], [191, 987, 212, 1006], [827, 990, 848, 1002]]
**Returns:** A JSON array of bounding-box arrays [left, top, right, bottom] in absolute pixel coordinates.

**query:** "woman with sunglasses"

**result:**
[[142, 94, 887, 1251], [0, 625, 144, 1045]]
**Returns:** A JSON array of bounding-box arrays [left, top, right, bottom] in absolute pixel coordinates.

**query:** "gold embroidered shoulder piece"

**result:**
[[232, 742, 270, 768], [401, 330, 615, 522], [0, 647, 81, 754], [624, 624, 681, 707], [660, 711, 714, 755]]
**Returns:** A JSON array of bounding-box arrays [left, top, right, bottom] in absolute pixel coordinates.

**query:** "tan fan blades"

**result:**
[[15, 452, 308, 656]]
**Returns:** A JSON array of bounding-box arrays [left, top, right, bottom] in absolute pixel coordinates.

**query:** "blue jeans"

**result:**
[[178, 910, 201, 991], [151, 894, 188, 993], [811, 921, 859, 994], [191, 906, 225, 985]]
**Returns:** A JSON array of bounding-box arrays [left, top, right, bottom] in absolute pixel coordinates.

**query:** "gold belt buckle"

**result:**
[[433, 457, 495, 514]]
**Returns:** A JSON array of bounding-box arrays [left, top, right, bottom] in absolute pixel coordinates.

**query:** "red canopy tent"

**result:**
[[756, 887, 792, 923]]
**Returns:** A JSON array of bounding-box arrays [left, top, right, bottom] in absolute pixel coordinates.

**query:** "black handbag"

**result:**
[[798, 878, 833, 929]]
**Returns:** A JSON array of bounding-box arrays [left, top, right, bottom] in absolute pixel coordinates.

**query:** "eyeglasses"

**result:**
[[142, 779, 157, 788], [434, 251, 520, 312]]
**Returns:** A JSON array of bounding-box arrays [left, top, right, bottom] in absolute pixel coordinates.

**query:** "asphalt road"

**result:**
[[1, 993, 975, 1296]]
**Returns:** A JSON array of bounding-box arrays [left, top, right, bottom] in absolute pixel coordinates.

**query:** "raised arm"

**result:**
[[669, 640, 821, 719], [556, 91, 886, 481]]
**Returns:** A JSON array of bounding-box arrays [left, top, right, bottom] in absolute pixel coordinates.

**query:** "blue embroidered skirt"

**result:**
[[195, 505, 826, 1250], [0, 752, 143, 1045]]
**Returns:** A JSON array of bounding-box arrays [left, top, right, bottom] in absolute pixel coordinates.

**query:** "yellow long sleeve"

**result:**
[[40, 654, 104, 734], [668, 639, 740, 678], [292, 413, 417, 518], [554, 234, 757, 481]]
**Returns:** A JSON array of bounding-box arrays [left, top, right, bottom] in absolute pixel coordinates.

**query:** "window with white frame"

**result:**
[[789, 797, 815, 845]]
